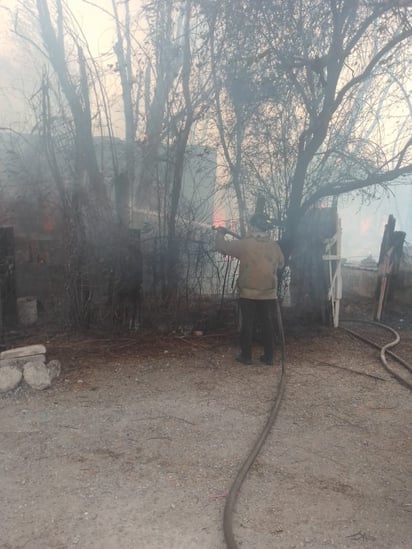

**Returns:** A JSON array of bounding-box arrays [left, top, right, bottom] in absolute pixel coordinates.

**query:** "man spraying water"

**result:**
[[214, 214, 284, 365]]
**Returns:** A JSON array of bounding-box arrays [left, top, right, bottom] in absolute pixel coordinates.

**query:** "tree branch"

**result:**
[[305, 163, 412, 208], [333, 29, 412, 114]]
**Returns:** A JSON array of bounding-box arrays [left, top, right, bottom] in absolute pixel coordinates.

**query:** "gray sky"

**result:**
[[0, 0, 116, 128]]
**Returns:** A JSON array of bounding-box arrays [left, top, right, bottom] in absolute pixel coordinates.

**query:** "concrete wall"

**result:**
[[342, 265, 412, 305], [390, 270, 412, 305], [342, 266, 377, 299]]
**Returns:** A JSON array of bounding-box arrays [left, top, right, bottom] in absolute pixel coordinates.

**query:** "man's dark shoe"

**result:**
[[259, 355, 274, 366], [235, 354, 252, 365]]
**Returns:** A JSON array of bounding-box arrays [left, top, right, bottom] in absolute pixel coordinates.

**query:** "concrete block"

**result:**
[[0, 355, 46, 369], [0, 345, 46, 360], [0, 365, 23, 392]]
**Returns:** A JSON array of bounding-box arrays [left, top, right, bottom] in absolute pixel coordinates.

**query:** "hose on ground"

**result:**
[[223, 316, 411, 549], [341, 319, 412, 391], [223, 299, 287, 549]]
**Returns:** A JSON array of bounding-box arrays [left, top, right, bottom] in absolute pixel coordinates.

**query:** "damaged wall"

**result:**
[[342, 265, 412, 306]]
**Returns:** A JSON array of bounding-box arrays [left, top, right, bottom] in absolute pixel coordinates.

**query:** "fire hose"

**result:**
[[213, 226, 411, 548], [212, 226, 288, 549], [222, 298, 286, 549], [340, 319, 412, 391], [222, 316, 411, 549]]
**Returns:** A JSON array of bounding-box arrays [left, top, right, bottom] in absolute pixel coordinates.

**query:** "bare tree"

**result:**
[[205, 0, 412, 250], [206, 1, 259, 235], [129, 0, 213, 298], [6, 0, 121, 326], [6, 0, 411, 326], [35, 0, 110, 209], [110, 0, 140, 225]]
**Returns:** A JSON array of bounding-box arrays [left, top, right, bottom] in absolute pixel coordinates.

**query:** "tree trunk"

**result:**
[[289, 207, 337, 324]]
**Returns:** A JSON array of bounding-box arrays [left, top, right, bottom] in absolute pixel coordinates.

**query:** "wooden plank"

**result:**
[[0, 226, 17, 329]]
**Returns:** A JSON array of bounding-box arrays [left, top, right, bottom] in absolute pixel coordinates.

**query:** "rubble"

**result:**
[[0, 345, 61, 393]]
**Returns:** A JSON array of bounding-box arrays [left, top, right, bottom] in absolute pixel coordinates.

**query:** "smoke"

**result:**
[[339, 180, 412, 262]]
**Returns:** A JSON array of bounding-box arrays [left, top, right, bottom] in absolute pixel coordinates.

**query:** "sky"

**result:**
[[0, 0, 116, 128]]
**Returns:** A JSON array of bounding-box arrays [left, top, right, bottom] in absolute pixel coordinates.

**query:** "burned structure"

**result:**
[[0, 130, 228, 331]]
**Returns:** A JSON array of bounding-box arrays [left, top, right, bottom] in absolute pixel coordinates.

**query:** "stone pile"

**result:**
[[0, 344, 61, 392]]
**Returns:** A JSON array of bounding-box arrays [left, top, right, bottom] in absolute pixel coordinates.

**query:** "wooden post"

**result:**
[[322, 215, 342, 327], [374, 215, 405, 321], [375, 216, 394, 321], [0, 227, 17, 331]]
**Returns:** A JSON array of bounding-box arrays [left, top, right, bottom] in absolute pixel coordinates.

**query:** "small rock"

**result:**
[[0, 365, 23, 392], [47, 359, 61, 380], [23, 362, 52, 390]]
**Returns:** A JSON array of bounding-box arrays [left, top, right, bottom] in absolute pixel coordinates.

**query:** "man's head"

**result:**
[[248, 213, 272, 233]]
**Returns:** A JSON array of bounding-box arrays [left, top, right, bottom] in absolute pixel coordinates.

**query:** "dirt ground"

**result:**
[[1, 318, 411, 549]]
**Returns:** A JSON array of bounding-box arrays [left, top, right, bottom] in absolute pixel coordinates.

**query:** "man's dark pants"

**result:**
[[239, 298, 276, 361]]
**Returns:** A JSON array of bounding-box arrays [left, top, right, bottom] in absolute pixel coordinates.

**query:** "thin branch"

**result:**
[[333, 29, 412, 114], [81, 0, 115, 21], [305, 163, 412, 208]]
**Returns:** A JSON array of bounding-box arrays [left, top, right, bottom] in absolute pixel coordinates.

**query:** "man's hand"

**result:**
[[212, 225, 229, 235]]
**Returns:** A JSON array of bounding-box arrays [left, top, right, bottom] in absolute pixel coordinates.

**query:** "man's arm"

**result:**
[[215, 229, 243, 258]]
